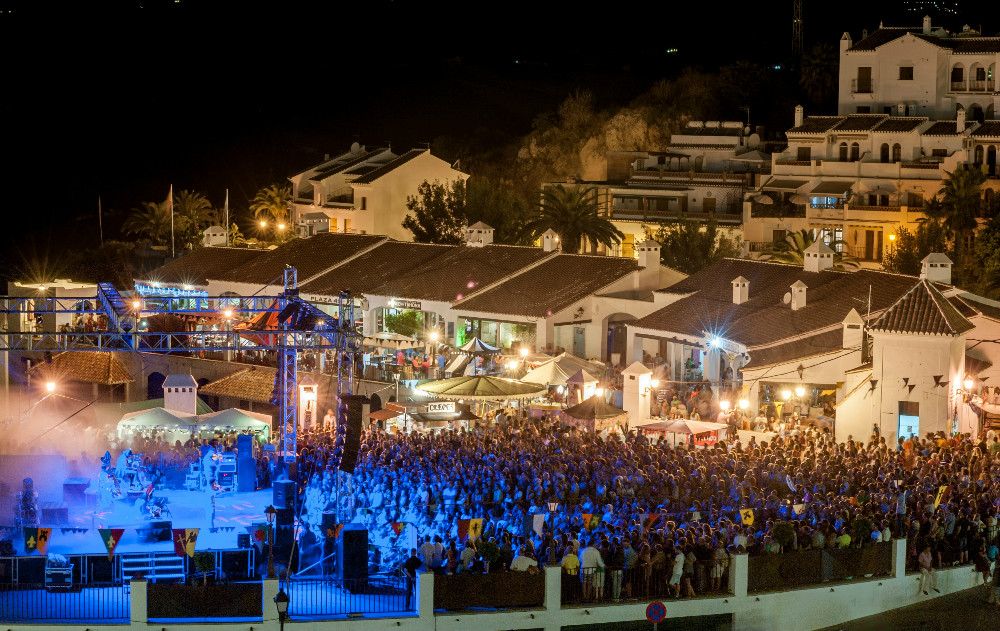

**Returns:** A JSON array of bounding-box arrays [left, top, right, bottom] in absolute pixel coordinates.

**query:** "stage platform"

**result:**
[[10, 488, 277, 556]]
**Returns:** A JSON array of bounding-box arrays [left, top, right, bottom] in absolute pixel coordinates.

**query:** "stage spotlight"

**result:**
[[45, 382, 55, 392]]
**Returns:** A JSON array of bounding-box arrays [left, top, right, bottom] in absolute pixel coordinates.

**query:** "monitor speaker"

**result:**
[[335, 524, 368, 587], [273, 479, 295, 509]]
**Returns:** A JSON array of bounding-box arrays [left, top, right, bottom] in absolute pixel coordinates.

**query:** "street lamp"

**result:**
[[781, 389, 792, 400], [520, 348, 529, 358], [45, 381, 55, 393], [274, 588, 290, 631], [265, 504, 277, 579], [795, 386, 805, 398], [964, 377, 975, 391], [720, 400, 731, 411], [738, 399, 749, 410]]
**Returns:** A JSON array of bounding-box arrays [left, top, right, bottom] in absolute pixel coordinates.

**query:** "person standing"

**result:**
[[402, 548, 422, 610], [323, 408, 335, 431]]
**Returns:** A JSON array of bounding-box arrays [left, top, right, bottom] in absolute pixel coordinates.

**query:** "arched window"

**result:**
[[971, 103, 984, 124], [850, 142, 860, 161], [880, 144, 890, 163], [892, 143, 901, 163], [839, 142, 848, 161], [975, 145, 984, 164]]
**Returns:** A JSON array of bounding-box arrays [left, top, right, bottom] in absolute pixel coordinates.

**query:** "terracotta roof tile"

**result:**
[[300, 241, 454, 296], [138, 247, 265, 287], [871, 279, 974, 335], [745, 329, 846, 369], [847, 27, 913, 51], [199, 367, 276, 403], [306, 148, 389, 181], [211, 233, 387, 285], [373, 245, 551, 302], [972, 122, 1000, 138], [872, 117, 927, 133], [832, 115, 888, 131], [923, 121, 969, 136], [788, 117, 843, 134], [953, 295, 1000, 321], [29, 352, 134, 385], [454, 254, 639, 318]]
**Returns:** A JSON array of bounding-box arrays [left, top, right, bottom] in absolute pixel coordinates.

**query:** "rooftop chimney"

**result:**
[[794, 105, 804, 128], [541, 229, 561, 252], [163, 374, 198, 415], [465, 221, 494, 247], [803, 240, 835, 272], [636, 240, 661, 289], [923, 16, 931, 34], [920, 253, 952, 284], [842, 308, 864, 349], [790, 280, 808, 311], [732, 276, 749, 305], [956, 106, 966, 132]]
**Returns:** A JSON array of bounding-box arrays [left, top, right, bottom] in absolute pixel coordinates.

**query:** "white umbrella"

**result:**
[[363, 332, 420, 351]]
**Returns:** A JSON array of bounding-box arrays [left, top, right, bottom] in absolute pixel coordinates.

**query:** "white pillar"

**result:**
[[418, 571, 435, 627], [262, 578, 280, 631], [729, 551, 748, 597], [536, 318, 555, 352], [622, 361, 653, 422], [129, 579, 147, 624], [892, 537, 907, 579]]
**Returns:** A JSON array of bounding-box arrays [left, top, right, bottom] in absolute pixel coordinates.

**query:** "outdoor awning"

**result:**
[[730, 149, 771, 162], [368, 408, 403, 421], [762, 179, 808, 192], [966, 354, 993, 376], [809, 181, 854, 196]]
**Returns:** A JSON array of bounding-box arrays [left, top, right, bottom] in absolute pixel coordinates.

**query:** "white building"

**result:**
[[287, 143, 467, 242], [544, 121, 765, 258], [743, 106, 998, 263], [625, 250, 1000, 445], [838, 16, 1000, 121]]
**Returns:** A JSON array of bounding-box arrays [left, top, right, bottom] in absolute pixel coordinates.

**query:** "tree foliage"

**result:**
[[174, 189, 216, 249], [527, 184, 623, 254], [645, 218, 741, 274], [799, 43, 838, 108], [249, 184, 291, 224], [384, 310, 421, 338], [465, 178, 535, 245], [402, 179, 468, 244], [881, 221, 948, 276], [123, 201, 172, 245], [764, 229, 858, 270], [970, 214, 1000, 297], [923, 167, 987, 284]]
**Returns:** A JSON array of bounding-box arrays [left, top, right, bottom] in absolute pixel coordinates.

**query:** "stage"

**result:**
[[4, 486, 277, 556]]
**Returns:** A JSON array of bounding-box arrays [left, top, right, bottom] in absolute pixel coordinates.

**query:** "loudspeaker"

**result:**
[[237, 458, 257, 492], [335, 524, 368, 586], [237, 435, 257, 459], [337, 395, 366, 473], [237, 533, 251, 549], [274, 507, 295, 549], [273, 479, 295, 509]]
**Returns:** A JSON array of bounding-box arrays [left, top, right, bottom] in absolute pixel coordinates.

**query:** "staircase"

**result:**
[[117, 552, 186, 583]]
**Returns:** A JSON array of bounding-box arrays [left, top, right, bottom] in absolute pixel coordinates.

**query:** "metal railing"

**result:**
[[970, 80, 986, 92], [747, 542, 892, 593], [287, 574, 413, 617], [851, 78, 873, 94], [567, 560, 729, 605], [951, 81, 967, 92], [0, 582, 130, 623]]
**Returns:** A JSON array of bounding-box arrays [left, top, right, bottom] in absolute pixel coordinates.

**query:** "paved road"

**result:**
[[816, 585, 998, 631]]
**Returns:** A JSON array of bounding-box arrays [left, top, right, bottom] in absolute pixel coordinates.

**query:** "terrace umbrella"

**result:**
[[362, 332, 421, 351], [456, 337, 501, 357], [753, 194, 774, 204], [562, 395, 627, 432], [414, 376, 546, 401], [788, 194, 809, 204], [522, 360, 575, 386]]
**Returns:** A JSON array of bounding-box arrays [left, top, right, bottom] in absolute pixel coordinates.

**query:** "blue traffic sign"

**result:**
[[646, 601, 667, 623]]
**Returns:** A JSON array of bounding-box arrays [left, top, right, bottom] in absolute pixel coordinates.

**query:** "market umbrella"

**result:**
[[753, 194, 773, 205], [522, 360, 575, 386], [788, 194, 809, 204], [656, 419, 728, 434], [363, 331, 421, 351], [414, 376, 546, 401], [564, 395, 626, 421], [456, 337, 501, 357]]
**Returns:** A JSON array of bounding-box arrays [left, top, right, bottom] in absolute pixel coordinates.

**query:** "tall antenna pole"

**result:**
[[792, 0, 803, 57]]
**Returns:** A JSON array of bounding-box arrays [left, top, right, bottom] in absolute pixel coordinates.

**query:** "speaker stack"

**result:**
[[337, 395, 366, 473], [335, 523, 368, 589], [237, 435, 258, 493]]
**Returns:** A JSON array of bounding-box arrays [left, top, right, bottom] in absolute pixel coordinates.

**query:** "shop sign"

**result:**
[[135, 284, 208, 298], [391, 299, 422, 310], [427, 401, 455, 413]]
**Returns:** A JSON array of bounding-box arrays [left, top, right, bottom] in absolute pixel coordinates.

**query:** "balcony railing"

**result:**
[[900, 161, 940, 170], [775, 159, 811, 166], [849, 204, 900, 212], [750, 201, 806, 218], [951, 81, 967, 91], [810, 203, 845, 210], [970, 80, 986, 92], [851, 78, 873, 94], [747, 241, 776, 253]]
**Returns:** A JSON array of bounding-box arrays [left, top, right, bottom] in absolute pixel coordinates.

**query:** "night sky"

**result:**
[[0, 0, 994, 262]]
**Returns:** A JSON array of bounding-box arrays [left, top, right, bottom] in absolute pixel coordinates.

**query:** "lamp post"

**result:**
[[274, 588, 290, 631], [265, 504, 276, 579]]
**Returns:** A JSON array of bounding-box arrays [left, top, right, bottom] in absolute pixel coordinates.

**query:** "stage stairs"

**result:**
[[117, 552, 186, 583]]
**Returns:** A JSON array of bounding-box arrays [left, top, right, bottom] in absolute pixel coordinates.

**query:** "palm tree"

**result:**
[[123, 201, 172, 245], [250, 184, 291, 224], [799, 43, 838, 107], [764, 229, 858, 270], [923, 167, 986, 277], [174, 189, 216, 248], [527, 184, 623, 254]]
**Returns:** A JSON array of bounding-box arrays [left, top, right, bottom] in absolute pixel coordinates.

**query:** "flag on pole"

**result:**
[[224, 188, 229, 247], [23, 527, 52, 555], [792, 504, 806, 517], [99, 528, 124, 561], [457, 518, 483, 543], [326, 524, 345, 540], [740, 508, 755, 526], [167, 184, 174, 257], [172, 528, 199, 558], [933, 485, 951, 511], [248, 523, 270, 551], [581, 513, 601, 532], [532, 513, 546, 537], [391, 522, 407, 537]]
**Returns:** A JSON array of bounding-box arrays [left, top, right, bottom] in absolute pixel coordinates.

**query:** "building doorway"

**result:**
[[898, 401, 919, 439]]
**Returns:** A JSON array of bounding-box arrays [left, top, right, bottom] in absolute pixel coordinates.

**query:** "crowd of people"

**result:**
[[282, 411, 1000, 604]]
